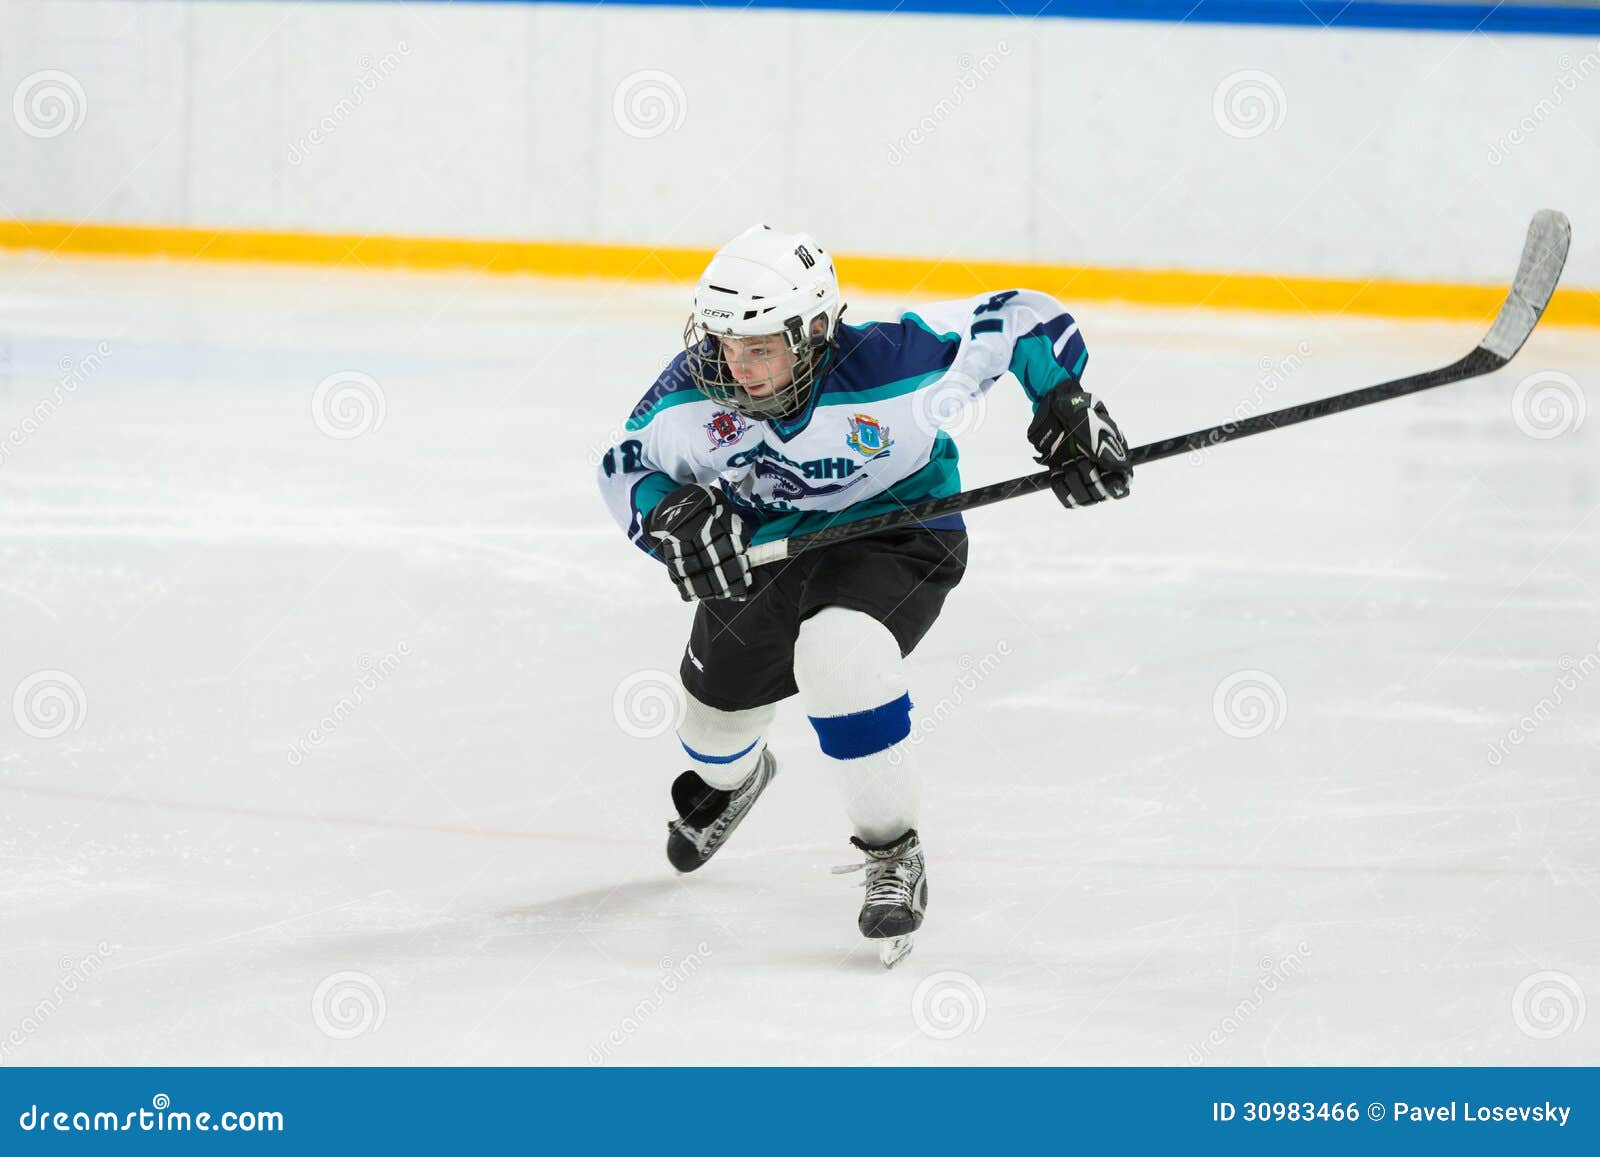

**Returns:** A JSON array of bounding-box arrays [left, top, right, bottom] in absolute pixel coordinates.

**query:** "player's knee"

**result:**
[[794, 607, 911, 759], [794, 607, 905, 709]]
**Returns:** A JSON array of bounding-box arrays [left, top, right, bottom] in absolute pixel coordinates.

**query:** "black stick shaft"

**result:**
[[745, 210, 1566, 568], [751, 346, 1500, 564]]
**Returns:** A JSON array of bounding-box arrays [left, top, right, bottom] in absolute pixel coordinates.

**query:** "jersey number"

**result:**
[[970, 291, 1018, 338], [972, 290, 1019, 316], [602, 439, 646, 476]]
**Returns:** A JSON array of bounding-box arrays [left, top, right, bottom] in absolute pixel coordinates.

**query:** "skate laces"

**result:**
[[864, 859, 916, 907], [832, 841, 920, 907]]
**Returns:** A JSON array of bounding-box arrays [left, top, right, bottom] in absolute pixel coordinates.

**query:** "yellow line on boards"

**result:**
[[1, 219, 1594, 327]]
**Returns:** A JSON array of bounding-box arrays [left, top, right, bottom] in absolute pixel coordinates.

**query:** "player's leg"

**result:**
[[678, 693, 773, 790], [793, 605, 927, 944], [790, 528, 967, 958], [665, 570, 802, 872], [792, 605, 919, 846]]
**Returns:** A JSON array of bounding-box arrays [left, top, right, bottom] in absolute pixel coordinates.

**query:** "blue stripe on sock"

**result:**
[[808, 692, 912, 760], [680, 735, 760, 766]]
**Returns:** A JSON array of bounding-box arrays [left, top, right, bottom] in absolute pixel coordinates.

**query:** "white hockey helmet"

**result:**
[[683, 224, 845, 419]]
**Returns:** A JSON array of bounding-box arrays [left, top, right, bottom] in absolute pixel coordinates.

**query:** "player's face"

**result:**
[[720, 334, 795, 398]]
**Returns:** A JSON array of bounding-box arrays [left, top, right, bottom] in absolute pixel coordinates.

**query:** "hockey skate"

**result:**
[[665, 748, 777, 873], [834, 828, 926, 969]]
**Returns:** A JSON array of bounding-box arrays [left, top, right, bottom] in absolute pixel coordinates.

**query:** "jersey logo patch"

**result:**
[[749, 458, 865, 503], [704, 410, 750, 449], [845, 413, 894, 459]]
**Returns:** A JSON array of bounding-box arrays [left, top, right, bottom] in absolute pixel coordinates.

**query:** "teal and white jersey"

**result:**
[[596, 289, 1088, 550]]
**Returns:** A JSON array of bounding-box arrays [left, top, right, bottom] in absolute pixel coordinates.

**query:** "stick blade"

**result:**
[[1482, 209, 1571, 361]]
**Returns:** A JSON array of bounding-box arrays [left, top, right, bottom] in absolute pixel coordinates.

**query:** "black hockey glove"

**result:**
[[1026, 386, 1132, 509], [644, 484, 755, 602]]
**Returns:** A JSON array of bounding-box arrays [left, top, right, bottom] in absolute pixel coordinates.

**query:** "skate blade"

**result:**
[[878, 935, 914, 969]]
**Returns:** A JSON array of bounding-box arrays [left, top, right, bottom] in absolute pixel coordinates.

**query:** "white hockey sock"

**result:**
[[676, 690, 775, 790], [792, 606, 919, 846]]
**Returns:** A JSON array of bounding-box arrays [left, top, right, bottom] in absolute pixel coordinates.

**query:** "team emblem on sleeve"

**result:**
[[704, 409, 751, 449], [845, 412, 894, 459]]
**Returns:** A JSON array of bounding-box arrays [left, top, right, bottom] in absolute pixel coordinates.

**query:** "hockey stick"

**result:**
[[747, 209, 1571, 568]]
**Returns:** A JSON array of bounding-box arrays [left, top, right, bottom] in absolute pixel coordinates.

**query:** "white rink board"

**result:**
[[1, 0, 1597, 284], [1, 255, 1596, 1065]]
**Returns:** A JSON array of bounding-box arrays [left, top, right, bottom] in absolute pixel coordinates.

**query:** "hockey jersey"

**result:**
[[596, 289, 1088, 551]]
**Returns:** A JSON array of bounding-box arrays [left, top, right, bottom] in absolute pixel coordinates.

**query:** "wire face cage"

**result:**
[[681, 316, 827, 421]]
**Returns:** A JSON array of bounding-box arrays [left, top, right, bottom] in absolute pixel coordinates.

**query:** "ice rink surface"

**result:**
[[2, 253, 1596, 1066]]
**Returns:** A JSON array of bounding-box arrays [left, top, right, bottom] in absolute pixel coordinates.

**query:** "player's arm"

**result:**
[[595, 361, 755, 601], [901, 288, 1085, 405], [595, 428, 681, 555], [912, 289, 1132, 508]]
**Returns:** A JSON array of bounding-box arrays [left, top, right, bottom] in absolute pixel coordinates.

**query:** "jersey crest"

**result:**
[[845, 412, 894, 459], [704, 410, 750, 449]]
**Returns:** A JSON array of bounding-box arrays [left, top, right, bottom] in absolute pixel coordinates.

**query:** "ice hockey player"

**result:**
[[597, 224, 1132, 965]]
